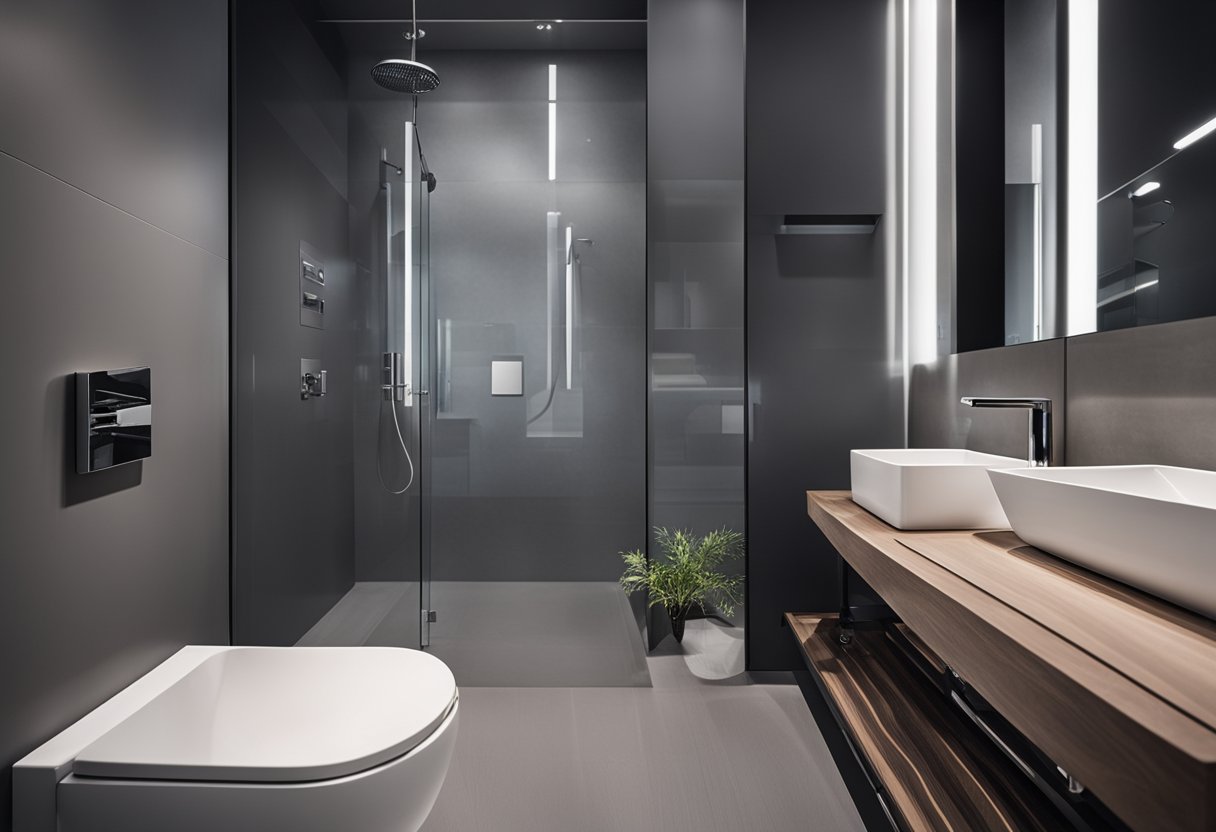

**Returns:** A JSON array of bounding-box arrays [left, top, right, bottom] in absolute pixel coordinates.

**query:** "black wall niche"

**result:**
[[955, 0, 1007, 352]]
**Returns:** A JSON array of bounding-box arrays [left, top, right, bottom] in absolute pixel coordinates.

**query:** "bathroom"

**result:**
[[1, 0, 1213, 830]]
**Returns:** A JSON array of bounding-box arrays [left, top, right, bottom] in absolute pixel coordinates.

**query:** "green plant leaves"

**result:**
[[619, 527, 745, 617]]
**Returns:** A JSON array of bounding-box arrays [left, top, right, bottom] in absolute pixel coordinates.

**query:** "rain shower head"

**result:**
[[371, 59, 440, 94], [372, 0, 439, 95]]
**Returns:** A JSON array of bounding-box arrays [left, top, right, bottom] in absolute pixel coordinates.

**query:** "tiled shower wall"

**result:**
[[910, 315, 1216, 470]]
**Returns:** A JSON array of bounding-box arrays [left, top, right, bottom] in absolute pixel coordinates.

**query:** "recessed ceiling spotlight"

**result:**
[[1131, 181, 1161, 198], [536, 23, 545, 30]]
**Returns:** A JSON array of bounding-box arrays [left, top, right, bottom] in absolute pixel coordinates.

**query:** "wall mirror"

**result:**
[[958, 0, 1216, 349]]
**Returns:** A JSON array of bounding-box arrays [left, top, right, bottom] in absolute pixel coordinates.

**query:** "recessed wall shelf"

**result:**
[[777, 214, 881, 235]]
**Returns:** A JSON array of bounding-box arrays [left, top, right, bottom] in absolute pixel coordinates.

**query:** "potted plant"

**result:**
[[620, 527, 744, 644]]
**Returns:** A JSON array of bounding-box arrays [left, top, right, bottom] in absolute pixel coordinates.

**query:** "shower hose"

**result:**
[[377, 394, 415, 495]]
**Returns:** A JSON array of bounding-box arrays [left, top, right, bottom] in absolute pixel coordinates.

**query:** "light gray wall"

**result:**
[[647, 0, 746, 643], [0, 0, 229, 825], [746, 0, 903, 671], [1066, 316, 1216, 469], [231, 0, 356, 645]]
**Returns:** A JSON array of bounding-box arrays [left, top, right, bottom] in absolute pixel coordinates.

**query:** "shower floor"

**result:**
[[298, 581, 652, 688]]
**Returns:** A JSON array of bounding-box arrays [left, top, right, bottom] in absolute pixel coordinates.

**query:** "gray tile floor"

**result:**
[[428, 582, 652, 687], [422, 628, 865, 832], [299, 581, 653, 687], [301, 582, 862, 830]]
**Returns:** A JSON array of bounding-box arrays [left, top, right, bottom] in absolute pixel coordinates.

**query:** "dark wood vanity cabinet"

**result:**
[[791, 491, 1216, 832]]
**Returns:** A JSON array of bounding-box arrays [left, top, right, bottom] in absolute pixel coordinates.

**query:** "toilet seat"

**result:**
[[71, 647, 457, 783]]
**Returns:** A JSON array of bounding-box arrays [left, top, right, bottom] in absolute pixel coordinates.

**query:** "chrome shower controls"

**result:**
[[301, 259, 324, 286], [301, 359, 327, 400], [75, 367, 152, 474], [382, 352, 409, 401], [300, 241, 326, 330]]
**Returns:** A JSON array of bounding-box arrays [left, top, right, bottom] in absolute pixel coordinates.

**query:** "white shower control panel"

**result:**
[[490, 357, 524, 396]]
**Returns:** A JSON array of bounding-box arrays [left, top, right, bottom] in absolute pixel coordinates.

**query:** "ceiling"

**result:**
[[315, 0, 646, 23], [332, 20, 645, 51]]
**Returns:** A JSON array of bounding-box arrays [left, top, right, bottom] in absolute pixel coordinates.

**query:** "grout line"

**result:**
[[0, 147, 229, 262]]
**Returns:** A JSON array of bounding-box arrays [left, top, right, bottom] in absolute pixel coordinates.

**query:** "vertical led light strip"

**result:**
[[1031, 123, 1043, 340], [906, 0, 938, 368], [1067, 0, 1098, 335], [403, 121, 416, 405], [546, 211, 560, 388], [548, 64, 557, 181], [885, 0, 899, 381], [565, 225, 574, 389]]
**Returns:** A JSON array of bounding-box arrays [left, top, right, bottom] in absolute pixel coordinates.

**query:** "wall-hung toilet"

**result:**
[[13, 646, 458, 832]]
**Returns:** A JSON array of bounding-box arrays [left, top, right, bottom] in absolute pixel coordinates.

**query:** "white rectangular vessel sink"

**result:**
[[850, 449, 1027, 530], [989, 465, 1216, 619]]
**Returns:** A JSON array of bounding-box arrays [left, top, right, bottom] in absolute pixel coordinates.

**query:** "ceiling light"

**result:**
[[1173, 115, 1216, 150], [1131, 181, 1160, 198]]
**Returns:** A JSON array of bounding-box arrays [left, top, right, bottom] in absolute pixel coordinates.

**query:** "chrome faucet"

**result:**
[[959, 397, 1053, 467]]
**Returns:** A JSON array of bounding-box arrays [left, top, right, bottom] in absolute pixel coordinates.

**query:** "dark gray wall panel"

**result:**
[[746, 0, 888, 216], [1066, 316, 1216, 469], [908, 338, 1066, 463], [648, 0, 745, 181], [232, 0, 356, 645], [0, 0, 229, 257], [0, 2, 228, 823], [0, 150, 228, 823], [746, 0, 901, 672], [747, 234, 903, 670]]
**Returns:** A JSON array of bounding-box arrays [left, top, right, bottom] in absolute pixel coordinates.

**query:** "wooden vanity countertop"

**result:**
[[805, 490, 1216, 832]]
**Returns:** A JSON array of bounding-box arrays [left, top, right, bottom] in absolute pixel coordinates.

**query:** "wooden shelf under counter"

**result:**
[[800, 491, 1216, 832], [788, 614, 1081, 831]]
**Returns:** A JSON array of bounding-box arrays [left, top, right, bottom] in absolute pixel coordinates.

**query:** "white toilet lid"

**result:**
[[73, 647, 457, 783]]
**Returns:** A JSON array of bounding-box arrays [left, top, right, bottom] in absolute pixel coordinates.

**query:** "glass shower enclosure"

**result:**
[[233, 11, 652, 686]]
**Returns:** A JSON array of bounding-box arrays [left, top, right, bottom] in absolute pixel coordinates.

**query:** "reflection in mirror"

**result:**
[[1095, 122, 1216, 332], [974, 0, 1216, 346], [1003, 0, 1058, 346], [1076, 0, 1216, 336]]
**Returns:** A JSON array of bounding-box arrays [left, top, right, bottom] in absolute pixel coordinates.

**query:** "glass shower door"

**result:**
[[367, 119, 431, 650], [411, 121, 434, 648]]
